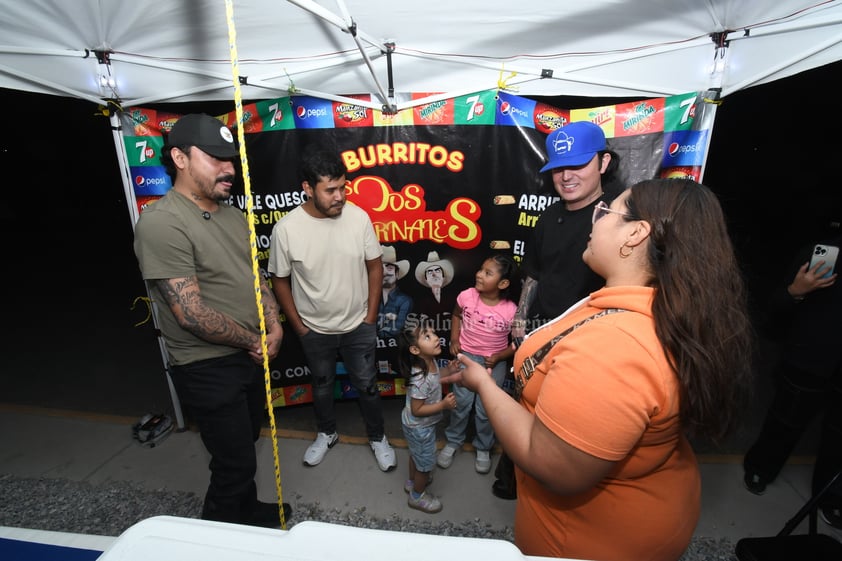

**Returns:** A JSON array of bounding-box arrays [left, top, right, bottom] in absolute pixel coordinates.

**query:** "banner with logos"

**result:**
[[121, 89, 713, 407]]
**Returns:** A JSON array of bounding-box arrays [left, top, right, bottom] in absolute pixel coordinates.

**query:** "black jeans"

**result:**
[[170, 351, 265, 523], [744, 361, 842, 504]]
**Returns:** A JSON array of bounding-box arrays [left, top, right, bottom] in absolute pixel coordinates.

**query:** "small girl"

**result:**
[[399, 318, 458, 514], [438, 253, 519, 474]]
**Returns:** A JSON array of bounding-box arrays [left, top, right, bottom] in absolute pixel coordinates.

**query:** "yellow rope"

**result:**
[[224, 0, 287, 529], [131, 296, 152, 327], [497, 65, 518, 91]]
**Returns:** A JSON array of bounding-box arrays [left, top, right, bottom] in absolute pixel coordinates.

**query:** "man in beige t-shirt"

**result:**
[[268, 147, 396, 472]]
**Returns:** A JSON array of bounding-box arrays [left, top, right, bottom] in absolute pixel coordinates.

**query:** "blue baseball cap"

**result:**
[[539, 121, 606, 172]]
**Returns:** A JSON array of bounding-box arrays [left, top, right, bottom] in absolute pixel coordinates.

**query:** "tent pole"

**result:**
[[109, 110, 185, 430], [286, 0, 395, 110], [697, 89, 720, 183], [110, 110, 140, 228], [285, 0, 382, 48], [698, 34, 728, 183]]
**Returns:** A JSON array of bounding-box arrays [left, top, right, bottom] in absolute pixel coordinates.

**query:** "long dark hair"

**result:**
[[397, 317, 435, 386], [623, 178, 754, 442]]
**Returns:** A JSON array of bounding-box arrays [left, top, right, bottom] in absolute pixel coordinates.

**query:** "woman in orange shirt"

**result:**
[[448, 178, 753, 561]]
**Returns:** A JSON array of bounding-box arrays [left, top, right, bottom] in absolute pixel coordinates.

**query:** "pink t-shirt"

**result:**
[[457, 287, 516, 356]]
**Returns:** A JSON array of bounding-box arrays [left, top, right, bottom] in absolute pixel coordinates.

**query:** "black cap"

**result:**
[[168, 114, 237, 159]]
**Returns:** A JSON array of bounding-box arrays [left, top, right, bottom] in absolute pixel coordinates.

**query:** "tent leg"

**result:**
[[165, 369, 186, 431], [110, 110, 186, 430]]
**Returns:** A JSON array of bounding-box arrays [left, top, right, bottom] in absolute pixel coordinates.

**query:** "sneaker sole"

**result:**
[[371, 442, 398, 472], [408, 501, 442, 514], [375, 461, 398, 472], [742, 476, 766, 496], [491, 482, 517, 500]]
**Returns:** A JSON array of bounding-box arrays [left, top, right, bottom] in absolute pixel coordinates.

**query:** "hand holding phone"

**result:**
[[808, 244, 839, 279]]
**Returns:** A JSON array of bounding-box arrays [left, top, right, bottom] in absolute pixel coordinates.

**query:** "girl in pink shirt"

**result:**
[[436, 253, 519, 474]]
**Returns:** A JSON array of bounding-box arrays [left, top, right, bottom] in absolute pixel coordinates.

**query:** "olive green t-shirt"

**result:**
[[134, 190, 259, 365]]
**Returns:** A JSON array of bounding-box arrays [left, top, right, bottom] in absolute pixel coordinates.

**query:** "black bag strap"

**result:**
[[514, 308, 627, 399]]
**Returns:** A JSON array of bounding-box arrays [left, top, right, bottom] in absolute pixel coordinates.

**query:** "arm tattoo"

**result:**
[[156, 276, 258, 349], [516, 276, 538, 320], [259, 277, 281, 330]]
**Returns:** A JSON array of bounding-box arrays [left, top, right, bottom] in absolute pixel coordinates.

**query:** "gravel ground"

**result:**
[[0, 473, 737, 560]]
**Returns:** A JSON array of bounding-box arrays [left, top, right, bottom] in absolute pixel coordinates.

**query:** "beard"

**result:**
[[312, 196, 344, 217], [192, 170, 236, 202]]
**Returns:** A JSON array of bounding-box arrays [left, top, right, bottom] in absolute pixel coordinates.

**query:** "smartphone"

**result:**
[[808, 244, 839, 279]]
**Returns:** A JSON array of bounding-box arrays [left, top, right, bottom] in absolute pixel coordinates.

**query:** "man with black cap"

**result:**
[[133, 113, 292, 527], [495, 120, 621, 499]]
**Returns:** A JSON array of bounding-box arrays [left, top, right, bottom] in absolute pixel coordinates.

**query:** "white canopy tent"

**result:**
[[3, 0, 839, 204], [2, 0, 839, 430], [0, 0, 840, 111]]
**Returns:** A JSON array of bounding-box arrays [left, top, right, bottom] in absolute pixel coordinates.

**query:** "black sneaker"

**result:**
[[743, 471, 767, 495], [244, 501, 292, 528], [492, 478, 517, 500], [820, 505, 842, 529]]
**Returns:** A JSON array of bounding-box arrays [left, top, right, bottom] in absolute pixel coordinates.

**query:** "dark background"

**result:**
[[1, 61, 839, 450]]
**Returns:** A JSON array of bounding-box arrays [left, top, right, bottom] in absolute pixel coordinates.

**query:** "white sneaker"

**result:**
[[303, 432, 338, 466], [436, 443, 460, 469], [370, 435, 397, 471], [475, 450, 492, 474], [407, 490, 442, 514]]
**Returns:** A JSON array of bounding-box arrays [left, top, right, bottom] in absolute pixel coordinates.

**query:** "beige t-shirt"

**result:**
[[268, 203, 381, 334]]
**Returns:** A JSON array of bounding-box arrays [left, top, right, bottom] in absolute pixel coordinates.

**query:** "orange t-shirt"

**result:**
[[513, 285, 700, 561]]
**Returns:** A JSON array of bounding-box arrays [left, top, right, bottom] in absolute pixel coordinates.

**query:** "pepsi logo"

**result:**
[[500, 101, 511, 115], [667, 140, 701, 157], [135, 175, 145, 186], [296, 106, 306, 118]]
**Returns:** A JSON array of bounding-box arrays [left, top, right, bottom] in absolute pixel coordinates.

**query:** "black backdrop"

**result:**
[[118, 90, 699, 405]]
